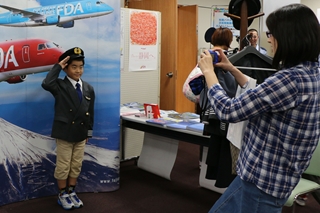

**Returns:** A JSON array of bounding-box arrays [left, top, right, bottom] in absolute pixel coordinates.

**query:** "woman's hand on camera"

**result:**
[[212, 48, 234, 71], [214, 48, 248, 87], [199, 49, 219, 87], [198, 49, 214, 75]]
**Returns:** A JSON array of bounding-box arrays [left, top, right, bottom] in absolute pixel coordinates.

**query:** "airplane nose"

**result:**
[[101, 4, 114, 13]]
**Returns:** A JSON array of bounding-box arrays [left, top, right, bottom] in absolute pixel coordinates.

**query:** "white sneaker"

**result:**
[[58, 192, 74, 210], [69, 191, 83, 208]]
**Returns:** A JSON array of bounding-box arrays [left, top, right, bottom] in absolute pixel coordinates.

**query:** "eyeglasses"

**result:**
[[266, 31, 272, 38]]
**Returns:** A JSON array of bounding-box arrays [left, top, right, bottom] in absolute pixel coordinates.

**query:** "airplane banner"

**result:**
[[0, 0, 120, 206]]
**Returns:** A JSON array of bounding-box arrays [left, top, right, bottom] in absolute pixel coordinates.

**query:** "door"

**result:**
[[22, 46, 30, 63], [176, 5, 198, 113]]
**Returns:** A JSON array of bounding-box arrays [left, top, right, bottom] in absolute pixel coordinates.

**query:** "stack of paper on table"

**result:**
[[145, 118, 176, 126], [167, 112, 200, 120], [120, 106, 141, 116], [120, 102, 145, 116], [146, 118, 202, 131], [186, 123, 204, 133], [165, 120, 199, 129]]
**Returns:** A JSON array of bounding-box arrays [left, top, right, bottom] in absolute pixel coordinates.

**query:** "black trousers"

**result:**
[[205, 134, 236, 188]]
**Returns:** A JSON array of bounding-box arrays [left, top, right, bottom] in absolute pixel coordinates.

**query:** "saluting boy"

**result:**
[[42, 47, 95, 210]]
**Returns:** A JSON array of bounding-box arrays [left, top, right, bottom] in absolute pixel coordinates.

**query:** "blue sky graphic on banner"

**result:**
[[0, 0, 120, 206]]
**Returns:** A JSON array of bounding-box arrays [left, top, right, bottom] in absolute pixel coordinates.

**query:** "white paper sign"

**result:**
[[129, 10, 159, 71]]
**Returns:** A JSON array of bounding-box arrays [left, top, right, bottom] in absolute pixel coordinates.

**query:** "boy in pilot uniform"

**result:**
[[42, 47, 95, 210]]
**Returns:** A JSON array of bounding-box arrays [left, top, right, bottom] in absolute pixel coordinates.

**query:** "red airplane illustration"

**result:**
[[0, 38, 64, 83]]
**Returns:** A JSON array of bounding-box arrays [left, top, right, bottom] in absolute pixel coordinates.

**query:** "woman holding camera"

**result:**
[[199, 4, 320, 213]]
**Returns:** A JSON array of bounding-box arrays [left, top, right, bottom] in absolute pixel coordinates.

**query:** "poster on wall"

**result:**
[[0, 0, 120, 206], [129, 10, 159, 72], [212, 7, 239, 37]]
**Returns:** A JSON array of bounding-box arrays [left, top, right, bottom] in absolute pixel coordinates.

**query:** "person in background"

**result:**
[[247, 28, 267, 54], [42, 47, 95, 210], [187, 27, 238, 188], [198, 4, 320, 213], [204, 27, 238, 55], [189, 26, 235, 103]]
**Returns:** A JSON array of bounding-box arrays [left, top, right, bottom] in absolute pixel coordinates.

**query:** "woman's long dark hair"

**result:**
[[266, 4, 320, 69]]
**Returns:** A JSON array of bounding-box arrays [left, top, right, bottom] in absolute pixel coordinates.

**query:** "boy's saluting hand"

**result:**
[[59, 56, 70, 69]]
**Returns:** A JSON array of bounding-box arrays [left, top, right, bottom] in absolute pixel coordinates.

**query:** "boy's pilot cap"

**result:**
[[59, 47, 85, 62]]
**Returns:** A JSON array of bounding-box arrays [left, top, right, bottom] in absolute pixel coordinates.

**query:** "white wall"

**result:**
[[178, 0, 320, 57], [178, 0, 264, 55], [302, 0, 320, 15], [121, 0, 320, 56]]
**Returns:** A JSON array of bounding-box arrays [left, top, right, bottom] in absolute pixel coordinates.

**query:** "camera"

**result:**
[[208, 50, 219, 64], [246, 33, 252, 40], [241, 33, 253, 47]]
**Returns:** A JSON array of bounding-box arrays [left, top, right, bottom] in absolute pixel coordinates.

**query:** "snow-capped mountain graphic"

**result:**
[[0, 118, 119, 206]]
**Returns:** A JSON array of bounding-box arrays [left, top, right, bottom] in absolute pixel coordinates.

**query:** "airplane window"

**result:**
[[96, 1, 101, 4], [46, 42, 57, 48], [46, 42, 54, 48], [38, 44, 46, 50]]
